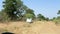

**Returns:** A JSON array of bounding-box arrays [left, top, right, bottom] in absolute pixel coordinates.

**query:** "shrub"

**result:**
[[25, 13, 34, 19], [37, 14, 46, 21], [0, 12, 10, 22], [53, 16, 60, 25]]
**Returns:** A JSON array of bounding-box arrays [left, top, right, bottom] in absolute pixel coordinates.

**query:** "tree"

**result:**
[[57, 10, 60, 14], [37, 14, 46, 21], [0, 10, 9, 22], [25, 9, 35, 19], [45, 18, 49, 21], [3, 0, 24, 20], [25, 13, 34, 19], [57, 10, 60, 19], [2, 0, 36, 21]]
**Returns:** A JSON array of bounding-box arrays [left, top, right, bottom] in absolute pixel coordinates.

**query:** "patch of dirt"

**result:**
[[0, 21, 60, 34]]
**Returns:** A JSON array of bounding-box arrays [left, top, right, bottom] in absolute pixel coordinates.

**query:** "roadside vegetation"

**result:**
[[0, 0, 50, 23], [0, 0, 60, 24], [50, 10, 60, 25]]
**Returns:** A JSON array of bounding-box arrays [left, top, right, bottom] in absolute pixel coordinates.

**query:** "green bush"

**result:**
[[25, 13, 34, 18], [0, 12, 10, 22], [37, 14, 46, 21], [53, 17, 60, 24]]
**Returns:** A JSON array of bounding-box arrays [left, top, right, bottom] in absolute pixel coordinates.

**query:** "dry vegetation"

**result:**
[[0, 21, 60, 34]]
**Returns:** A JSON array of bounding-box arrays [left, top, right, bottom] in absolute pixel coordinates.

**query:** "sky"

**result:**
[[0, 0, 60, 19]]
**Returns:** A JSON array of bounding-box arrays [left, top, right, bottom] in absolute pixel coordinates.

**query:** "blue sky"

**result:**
[[0, 0, 60, 19]]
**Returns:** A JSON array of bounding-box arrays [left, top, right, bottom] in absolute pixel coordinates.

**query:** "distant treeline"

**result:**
[[0, 0, 60, 23]]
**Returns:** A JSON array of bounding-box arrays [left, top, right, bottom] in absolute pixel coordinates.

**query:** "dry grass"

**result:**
[[0, 21, 60, 34]]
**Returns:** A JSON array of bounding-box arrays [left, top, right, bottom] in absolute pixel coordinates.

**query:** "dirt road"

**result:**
[[0, 21, 60, 34]]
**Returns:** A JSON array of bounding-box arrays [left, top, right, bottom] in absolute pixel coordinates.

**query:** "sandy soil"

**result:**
[[0, 21, 60, 34]]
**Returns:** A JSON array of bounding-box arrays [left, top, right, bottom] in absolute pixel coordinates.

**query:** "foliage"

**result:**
[[51, 10, 60, 24], [25, 13, 34, 19], [57, 10, 60, 14], [52, 16, 60, 24], [25, 9, 35, 19], [37, 14, 49, 21], [0, 11, 10, 22], [2, 0, 35, 21], [26, 9, 35, 16], [52, 10, 60, 24], [26, 9, 34, 14], [37, 14, 46, 21], [45, 18, 49, 21], [3, 0, 24, 20]]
